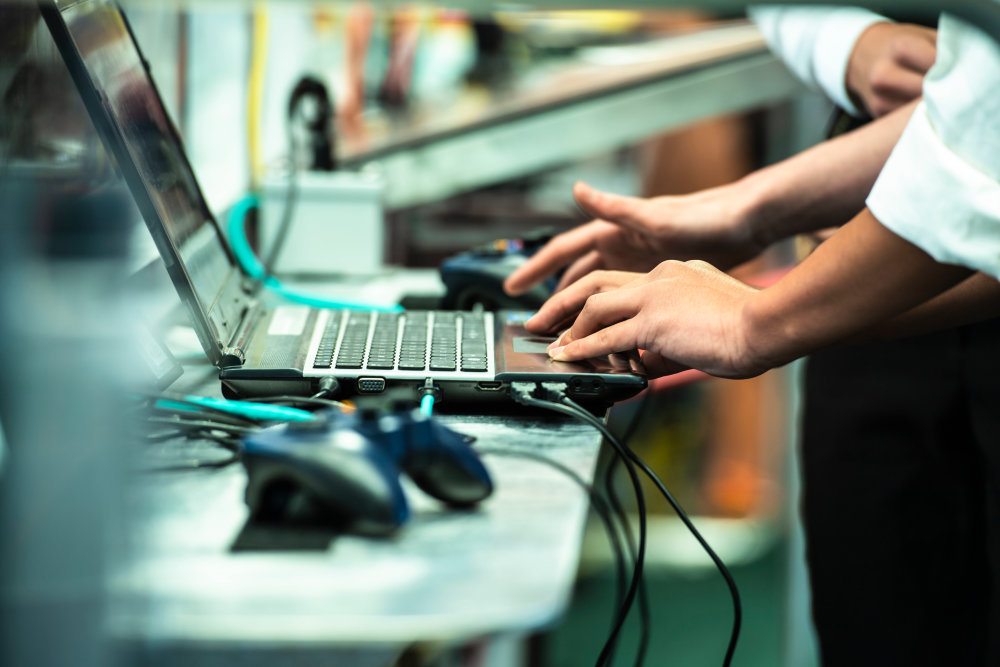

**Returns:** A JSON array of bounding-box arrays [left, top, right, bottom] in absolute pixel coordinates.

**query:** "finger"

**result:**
[[550, 318, 642, 363], [524, 277, 602, 334], [556, 250, 604, 292], [503, 224, 597, 296], [556, 287, 643, 349], [872, 66, 925, 99], [573, 181, 654, 235], [892, 33, 937, 73], [525, 271, 636, 334]]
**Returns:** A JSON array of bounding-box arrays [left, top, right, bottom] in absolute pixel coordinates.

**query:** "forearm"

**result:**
[[733, 99, 917, 246], [744, 208, 971, 369], [865, 273, 1000, 340]]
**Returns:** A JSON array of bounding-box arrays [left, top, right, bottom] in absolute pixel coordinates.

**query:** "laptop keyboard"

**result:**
[[312, 310, 489, 373]]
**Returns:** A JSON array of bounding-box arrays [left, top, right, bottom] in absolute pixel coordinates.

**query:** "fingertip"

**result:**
[[523, 313, 550, 334], [573, 180, 596, 206], [546, 334, 564, 351], [502, 275, 522, 296]]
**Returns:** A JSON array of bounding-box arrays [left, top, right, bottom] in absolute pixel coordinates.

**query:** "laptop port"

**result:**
[[476, 381, 503, 391], [570, 376, 604, 395], [357, 377, 386, 393]]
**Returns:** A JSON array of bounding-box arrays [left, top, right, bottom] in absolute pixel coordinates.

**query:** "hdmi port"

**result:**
[[476, 381, 503, 391]]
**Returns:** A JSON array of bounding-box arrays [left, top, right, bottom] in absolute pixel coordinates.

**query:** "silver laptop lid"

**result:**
[[41, 0, 247, 365]]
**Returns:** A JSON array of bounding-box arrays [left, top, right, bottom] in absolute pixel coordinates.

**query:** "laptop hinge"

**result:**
[[220, 301, 262, 368]]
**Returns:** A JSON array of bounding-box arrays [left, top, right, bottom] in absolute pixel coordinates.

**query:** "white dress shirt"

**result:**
[[748, 5, 885, 115], [867, 12, 1000, 279]]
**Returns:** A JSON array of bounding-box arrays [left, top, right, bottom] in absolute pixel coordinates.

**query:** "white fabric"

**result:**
[[867, 13, 1000, 279], [748, 5, 885, 115]]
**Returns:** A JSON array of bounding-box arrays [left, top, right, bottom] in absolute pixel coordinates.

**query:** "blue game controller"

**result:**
[[439, 230, 560, 311], [241, 404, 493, 536]]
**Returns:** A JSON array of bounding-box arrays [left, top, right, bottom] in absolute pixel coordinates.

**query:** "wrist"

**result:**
[[738, 288, 798, 376], [730, 170, 781, 250]]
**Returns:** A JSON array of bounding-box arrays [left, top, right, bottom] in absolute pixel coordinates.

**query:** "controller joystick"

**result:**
[[241, 404, 493, 536]]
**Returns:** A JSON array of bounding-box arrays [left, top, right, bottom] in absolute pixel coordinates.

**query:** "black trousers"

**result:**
[[801, 320, 1000, 666]]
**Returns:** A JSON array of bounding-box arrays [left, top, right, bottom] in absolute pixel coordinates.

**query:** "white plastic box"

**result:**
[[258, 169, 385, 276]]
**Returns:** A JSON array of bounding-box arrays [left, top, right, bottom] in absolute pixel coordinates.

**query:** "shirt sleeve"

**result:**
[[867, 14, 1000, 279], [748, 5, 886, 115]]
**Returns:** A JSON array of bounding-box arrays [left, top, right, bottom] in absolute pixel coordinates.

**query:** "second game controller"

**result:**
[[241, 404, 493, 536]]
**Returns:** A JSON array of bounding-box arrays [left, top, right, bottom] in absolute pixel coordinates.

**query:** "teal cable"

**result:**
[[157, 395, 317, 423], [420, 393, 435, 417], [227, 195, 402, 313]]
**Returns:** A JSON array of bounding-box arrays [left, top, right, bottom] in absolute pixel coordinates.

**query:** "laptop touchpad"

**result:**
[[512, 337, 556, 355]]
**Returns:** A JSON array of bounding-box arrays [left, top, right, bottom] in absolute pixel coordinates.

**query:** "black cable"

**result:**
[[144, 415, 255, 436], [312, 376, 341, 400], [562, 395, 743, 667], [510, 383, 646, 667], [140, 420, 245, 472], [142, 453, 241, 473], [144, 403, 260, 428], [258, 76, 332, 286], [142, 431, 239, 450], [135, 392, 261, 427], [476, 445, 629, 631], [258, 120, 298, 285], [603, 393, 652, 667]]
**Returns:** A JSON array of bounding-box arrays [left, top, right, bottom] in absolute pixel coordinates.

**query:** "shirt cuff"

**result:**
[[810, 10, 885, 116], [867, 103, 1000, 278]]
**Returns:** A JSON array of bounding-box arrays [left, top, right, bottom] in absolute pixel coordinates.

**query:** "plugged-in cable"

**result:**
[[558, 392, 743, 667], [226, 196, 401, 312], [511, 382, 646, 667], [477, 445, 628, 630], [312, 376, 342, 400], [602, 393, 652, 667], [418, 378, 439, 417]]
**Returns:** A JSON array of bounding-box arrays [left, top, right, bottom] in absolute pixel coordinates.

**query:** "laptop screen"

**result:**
[[43, 0, 244, 361]]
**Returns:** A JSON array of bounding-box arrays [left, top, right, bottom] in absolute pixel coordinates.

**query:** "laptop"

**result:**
[[41, 0, 647, 408]]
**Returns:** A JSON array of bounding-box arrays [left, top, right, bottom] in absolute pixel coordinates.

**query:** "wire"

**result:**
[[226, 197, 402, 312], [510, 383, 646, 667], [603, 394, 652, 667], [261, 75, 333, 285], [477, 446, 628, 634], [144, 415, 255, 436], [248, 395, 344, 410], [259, 116, 299, 284], [561, 395, 743, 667], [312, 376, 341, 400], [135, 392, 259, 426], [142, 453, 241, 473], [418, 378, 439, 417], [247, 3, 268, 188], [420, 393, 434, 417]]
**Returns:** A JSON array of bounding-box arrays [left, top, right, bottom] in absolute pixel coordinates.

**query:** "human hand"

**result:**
[[524, 269, 642, 335], [526, 260, 765, 379], [502, 180, 765, 297], [846, 22, 936, 118]]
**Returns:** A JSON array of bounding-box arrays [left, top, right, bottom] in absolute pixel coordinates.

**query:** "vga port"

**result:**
[[357, 377, 386, 393]]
